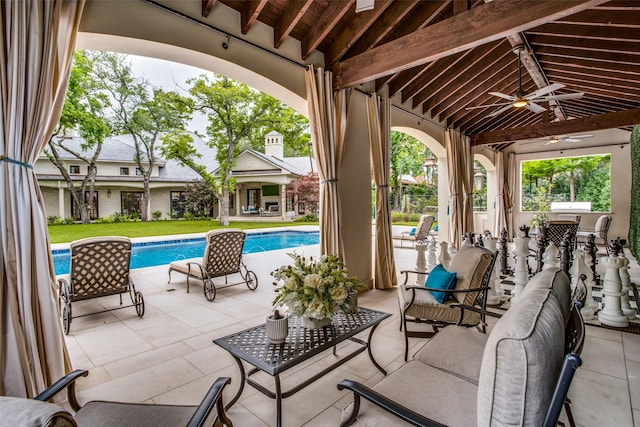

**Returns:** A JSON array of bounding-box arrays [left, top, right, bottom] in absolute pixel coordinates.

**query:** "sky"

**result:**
[[127, 54, 212, 135]]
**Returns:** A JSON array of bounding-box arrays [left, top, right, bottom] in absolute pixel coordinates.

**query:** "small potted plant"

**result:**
[[266, 309, 288, 344], [271, 253, 366, 329]]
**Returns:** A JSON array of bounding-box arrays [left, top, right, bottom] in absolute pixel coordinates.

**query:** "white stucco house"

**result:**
[[36, 130, 316, 221]]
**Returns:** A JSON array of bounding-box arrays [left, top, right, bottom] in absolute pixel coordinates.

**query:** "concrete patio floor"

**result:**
[[61, 233, 640, 426]]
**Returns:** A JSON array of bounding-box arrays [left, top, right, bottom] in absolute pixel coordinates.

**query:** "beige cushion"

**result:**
[[169, 259, 204, 278], [342, 361, 477, 427], [448, 245, 494, 305], [414, 325, 488, 385], [75, 401, 198, 427], [0, 397, 76, 427], [397, 285, 481, 325], [519, 268, 572, 324], [477, 287, 565, 427]]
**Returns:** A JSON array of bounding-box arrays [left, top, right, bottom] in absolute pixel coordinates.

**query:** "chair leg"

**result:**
[[563, 398, 576, 427]]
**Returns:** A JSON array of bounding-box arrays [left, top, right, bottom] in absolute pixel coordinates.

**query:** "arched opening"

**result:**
[[473, 153, 496, 234]]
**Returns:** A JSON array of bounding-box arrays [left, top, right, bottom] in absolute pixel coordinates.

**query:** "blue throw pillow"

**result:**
[[425, 264, 457, 304], [409, 227, 417, 236]]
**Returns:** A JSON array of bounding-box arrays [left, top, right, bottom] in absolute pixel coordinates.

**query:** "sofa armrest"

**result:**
[[337, 379, 446, 427], [186, 377, 233, 427], [34, 369, 88, 411]]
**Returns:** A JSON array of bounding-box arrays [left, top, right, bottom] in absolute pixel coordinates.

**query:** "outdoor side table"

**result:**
[[213, 307, 391, 427]]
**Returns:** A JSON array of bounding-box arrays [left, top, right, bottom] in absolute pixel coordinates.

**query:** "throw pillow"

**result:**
[[425, 263, 457, 304], [409, 227, 417, 236]]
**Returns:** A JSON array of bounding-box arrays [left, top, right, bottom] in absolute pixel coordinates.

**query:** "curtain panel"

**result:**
[[1, 0, 85, 396], [445, 129, 473, 248], [493, 151, 508, 237], [304, 65, 350, 259], [506, 152, 517, 239], [367, 95, 396, 289]]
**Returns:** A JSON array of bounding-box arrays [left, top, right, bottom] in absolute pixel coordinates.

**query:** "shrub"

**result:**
[[47, 215, 62, 225], [152, 210, 162, 221], [184, 211, 196, 221], [294, 214, 318, 222], [62, 217, 75, 225]]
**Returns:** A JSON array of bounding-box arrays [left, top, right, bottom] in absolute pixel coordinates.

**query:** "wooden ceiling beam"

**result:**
[[374, 1, 451, 47], [411, 41, 502, 109], [202, 0, 217, 17], [553, 9, 640, 27], [274, 0, 313, 49], [527, 23, 640, 41], [240, 0, 268, 34], [544, 72, 640, 98], [401, 52, 465, 104], [324, 0, 393, 67], [333, 0, 607, 89], [342, 0, 421, 58], [386, 64, 430, 97], [470, 108, 640, 145], [528, 34, 640, 55], [535, 45, 640, 65], [538, 55, 640, 76], [301, 0, 353, 60], [543, 64, 640, 85]]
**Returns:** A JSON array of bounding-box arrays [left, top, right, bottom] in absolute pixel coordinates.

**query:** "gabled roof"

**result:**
[[221, 148, 316, 177]]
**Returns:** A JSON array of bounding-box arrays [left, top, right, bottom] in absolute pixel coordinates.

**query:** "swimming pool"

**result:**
[[52, 230, 319, 275]]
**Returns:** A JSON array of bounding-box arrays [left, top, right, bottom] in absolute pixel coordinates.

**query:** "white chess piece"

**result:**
[[448, 242, 458, 260], [598, 256, 629, 327], [426, 239, 438, 273], [511, 235, 530, 303], [414, 242, 428, 285], [439, 241, 451, 270], [543, 243, 560, 270], [483, 237, 501, 305]]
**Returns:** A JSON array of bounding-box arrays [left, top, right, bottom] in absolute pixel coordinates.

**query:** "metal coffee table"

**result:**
[[214, 307, 391, 427]]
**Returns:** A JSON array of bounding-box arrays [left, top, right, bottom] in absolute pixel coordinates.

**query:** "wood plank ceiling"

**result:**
[[203, 0, 640, 149]]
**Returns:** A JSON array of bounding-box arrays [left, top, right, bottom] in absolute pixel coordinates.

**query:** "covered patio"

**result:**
[[1, 1, 640, 425]]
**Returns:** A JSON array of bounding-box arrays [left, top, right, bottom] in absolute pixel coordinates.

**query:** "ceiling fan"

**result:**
[[522, 134, 593, 146], [466, 45, 584, 118]]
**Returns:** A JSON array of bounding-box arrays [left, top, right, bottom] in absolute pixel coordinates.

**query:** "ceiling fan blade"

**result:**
[[562, 138, 582, 143], [526, 102, 547, 114], [465, 102, 511, 110], [486, 104, 514, 118], [524, 83, 565, 100], [568, 134, 593, 139], [544, 140, 555, 146], [489, 92, 515, 101], [538, 92, 584, 102]]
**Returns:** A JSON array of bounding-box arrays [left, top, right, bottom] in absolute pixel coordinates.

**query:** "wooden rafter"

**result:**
[[470, 108, 640, 145], [202, 0, 216, 17], [333, 0, 608, 89], [274, 0, 313, 48], [241, 0, 268, 34], [301, 0, 353, 60]]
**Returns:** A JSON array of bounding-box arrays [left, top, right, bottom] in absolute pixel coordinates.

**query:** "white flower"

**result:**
[[303, 273, 323, 288]]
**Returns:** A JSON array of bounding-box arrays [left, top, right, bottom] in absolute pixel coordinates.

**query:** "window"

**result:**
[[71, 191, 98, 220], [521, 154, 611, 212], [247, 188, 260, 209], [228, 193, 235, 209], [120, 167, 130, 175], [136, 168, 143, 176], [121, 191, 144, 217], [170, 191, 186, 218], [69, 165, 80, 174], [286, 194, 295, 212]]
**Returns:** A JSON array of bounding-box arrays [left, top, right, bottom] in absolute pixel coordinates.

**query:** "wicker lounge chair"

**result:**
[[393, 214, 435, 248], [57, 236, 144, 335], [168, 229, 258, 301]]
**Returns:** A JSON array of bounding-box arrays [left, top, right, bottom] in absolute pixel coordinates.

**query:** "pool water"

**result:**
[[52, 230, 319, 275]]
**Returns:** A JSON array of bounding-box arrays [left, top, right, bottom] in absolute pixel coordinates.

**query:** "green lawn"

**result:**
[[47, 220, 317, 244]]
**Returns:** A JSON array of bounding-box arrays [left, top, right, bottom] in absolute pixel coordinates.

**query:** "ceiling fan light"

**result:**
[[549, 137, 560, 144], [512, 99, 528, 108]]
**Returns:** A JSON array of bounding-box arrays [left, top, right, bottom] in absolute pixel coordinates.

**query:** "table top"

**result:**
[[213, 307, 391, 376]]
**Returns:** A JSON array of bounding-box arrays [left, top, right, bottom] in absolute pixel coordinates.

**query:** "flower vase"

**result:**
[[303, 316, 331, 329]]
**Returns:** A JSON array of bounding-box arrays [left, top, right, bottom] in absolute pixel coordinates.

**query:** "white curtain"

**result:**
[[493, 151, 508, 237], [304, 65, 350, 259], [367, 95, 396, 289], [506, 153, 517, 239], [1, 0, 84, 397], [445, 129, 473, 247]]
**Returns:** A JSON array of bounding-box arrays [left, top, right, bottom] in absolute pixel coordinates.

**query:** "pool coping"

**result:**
[[49, 225, 320, 252]]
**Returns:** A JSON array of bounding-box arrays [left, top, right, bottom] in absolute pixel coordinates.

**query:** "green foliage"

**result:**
[[630, 126, 640, 258], [521, 154, 611, 211], [294, 214, 319, 222], [287, 173, 319, 215], [152, 210, 162, 221], [390, 131, 433, 210], [47, 216, 62, 225]]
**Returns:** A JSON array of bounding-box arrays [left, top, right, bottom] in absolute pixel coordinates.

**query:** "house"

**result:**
[[36, 130, 316, 220]]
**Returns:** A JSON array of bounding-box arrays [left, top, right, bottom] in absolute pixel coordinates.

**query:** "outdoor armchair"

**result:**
[[576, 214, 612, 254], [397, 244, 496, 361], [168, 229, 258, 301], [0, 369, 233, 427], [58, 236, 144, 335]]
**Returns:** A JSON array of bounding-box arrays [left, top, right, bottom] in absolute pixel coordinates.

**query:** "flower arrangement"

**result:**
[[271, 253, 365, 321], [530, 212, 550, 230]]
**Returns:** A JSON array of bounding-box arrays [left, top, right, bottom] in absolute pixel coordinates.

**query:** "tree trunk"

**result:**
[[219, 189, 230, 226], [569, 170, 576, 202], [141, 177, 151, 221]]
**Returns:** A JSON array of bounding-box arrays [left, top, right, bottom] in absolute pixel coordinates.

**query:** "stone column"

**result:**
[[597, 255, 629, 327]]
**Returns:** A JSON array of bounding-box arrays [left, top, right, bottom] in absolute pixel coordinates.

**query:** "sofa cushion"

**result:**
[[477, 287, 565, 427], [414, 325, 488, 385], [425, 264, 457, 303], [341, 361, 477, 427], [448, 245, 494, 305], [0, 396, 76, 427], [519, 268, 572, 324], [75, 401, 197, 427], [397, 284, 482, 325]]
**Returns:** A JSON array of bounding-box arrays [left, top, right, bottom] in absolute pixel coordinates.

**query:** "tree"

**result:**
[[249, 107, 311, 157], [182, 179, 217, 218], [93, 52, 192, 221], [46, 50, 110, 223], [162, 75, 284, 225], [287, 172, 319, 215], [390, 131, 431, 210]]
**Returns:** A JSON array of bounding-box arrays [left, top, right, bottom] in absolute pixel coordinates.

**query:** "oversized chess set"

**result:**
[[413, 226, 638, 329]]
